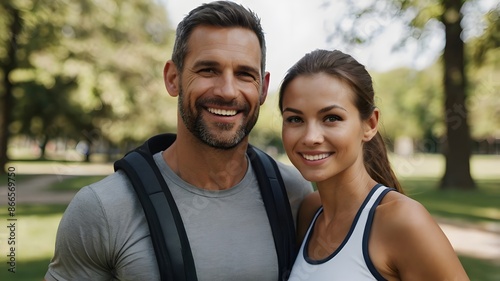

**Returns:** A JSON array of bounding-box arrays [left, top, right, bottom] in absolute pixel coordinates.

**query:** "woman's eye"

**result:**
[[325, 115, 341, 122], [285, 116, 302, 123]]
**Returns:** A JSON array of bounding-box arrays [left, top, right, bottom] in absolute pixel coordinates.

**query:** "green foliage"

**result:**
[[471, 5, 500, 65], [251, 91, 284, 151], [1, 0, 178, 155], [372, 64, 443, 142], [468, 63, 500, 139], [373, 55, 500, 149], [467, 37, 500, 139]]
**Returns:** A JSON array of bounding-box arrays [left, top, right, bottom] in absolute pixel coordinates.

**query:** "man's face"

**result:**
[[178, 26, 269, 149]]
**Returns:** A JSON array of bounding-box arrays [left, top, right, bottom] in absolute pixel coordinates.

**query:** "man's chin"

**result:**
[[201, 131, 247, 150]]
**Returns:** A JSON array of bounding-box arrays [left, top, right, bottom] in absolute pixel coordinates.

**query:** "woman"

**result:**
[[280, 49, 469, 280]]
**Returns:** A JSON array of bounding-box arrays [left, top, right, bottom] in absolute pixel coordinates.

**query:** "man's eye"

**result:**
[[238, 72, 256, 80], [199, 68, 215, 73]]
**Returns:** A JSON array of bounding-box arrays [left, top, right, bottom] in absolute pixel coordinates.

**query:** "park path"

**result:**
[[1, 162, 499, 262], [0, 161, 113, 204], [0, 174, 79, 204]]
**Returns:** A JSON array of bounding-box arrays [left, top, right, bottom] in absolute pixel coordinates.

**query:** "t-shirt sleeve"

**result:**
[[277, 161, 314, 225], [45, 185, 113, 281]]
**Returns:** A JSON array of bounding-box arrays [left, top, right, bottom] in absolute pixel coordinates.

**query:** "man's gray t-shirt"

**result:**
[[45, 152, 312, 281]]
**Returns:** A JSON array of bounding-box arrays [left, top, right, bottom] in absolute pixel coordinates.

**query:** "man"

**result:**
[[44, 1, 313, 280]]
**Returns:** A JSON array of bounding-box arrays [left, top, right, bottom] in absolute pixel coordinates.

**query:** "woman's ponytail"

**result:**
[[364, 132, 403, 193]]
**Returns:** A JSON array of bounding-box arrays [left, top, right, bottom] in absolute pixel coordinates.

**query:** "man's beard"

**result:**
[[178, 87, 260, 150]]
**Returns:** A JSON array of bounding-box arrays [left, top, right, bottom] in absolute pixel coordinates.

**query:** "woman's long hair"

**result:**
[[279, 49, 403, 193]]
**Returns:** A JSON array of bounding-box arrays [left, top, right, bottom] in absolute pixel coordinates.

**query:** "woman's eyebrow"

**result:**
[[319, 104, 347, 113]]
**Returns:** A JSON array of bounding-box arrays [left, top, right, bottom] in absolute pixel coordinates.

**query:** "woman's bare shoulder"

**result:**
[[374, 191, 441, 240], [372, 190, 469, 280]]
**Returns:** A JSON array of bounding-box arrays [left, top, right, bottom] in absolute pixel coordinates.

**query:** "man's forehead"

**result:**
[[184, 26, 262, 66]]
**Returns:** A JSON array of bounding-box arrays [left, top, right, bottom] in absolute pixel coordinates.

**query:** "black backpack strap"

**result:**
[[247, 145, 297, 281], [115, 133, 295, 281], [114, 137, 197, 281]]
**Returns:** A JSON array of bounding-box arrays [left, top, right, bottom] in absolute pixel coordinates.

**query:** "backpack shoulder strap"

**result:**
[[113, 134, 197, 281], [247, 145, 297, 281], [115, 135, 295, 281]]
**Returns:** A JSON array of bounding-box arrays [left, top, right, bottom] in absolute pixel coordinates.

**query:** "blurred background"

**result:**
[[0, 0, 499, 280]]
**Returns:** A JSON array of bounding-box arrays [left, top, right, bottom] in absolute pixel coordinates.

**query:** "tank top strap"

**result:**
[[361, 184, 394, 280]]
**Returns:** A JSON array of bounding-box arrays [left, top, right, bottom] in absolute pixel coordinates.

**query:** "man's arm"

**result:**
[[44, 186, 113, 281], [296, 191, 321, 246]]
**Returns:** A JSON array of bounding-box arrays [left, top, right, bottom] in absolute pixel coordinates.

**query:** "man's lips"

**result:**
[[207, 107, 238, 116]]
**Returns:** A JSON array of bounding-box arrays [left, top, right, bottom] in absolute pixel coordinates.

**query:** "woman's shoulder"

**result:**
[[372, 190, 469, 280], [375, 190, 435, 234]]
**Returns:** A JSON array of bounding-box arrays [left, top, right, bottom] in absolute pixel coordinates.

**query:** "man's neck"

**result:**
[[162, 134, 249, 190]]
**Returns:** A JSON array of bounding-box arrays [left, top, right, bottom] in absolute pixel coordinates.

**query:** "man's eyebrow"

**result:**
[[192, 60, 260, 76], [237, 65, 260, 76], [192, 60, 220, 69]]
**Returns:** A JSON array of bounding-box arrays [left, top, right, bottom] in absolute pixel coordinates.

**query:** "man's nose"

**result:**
[[214, 73, 238, 100]]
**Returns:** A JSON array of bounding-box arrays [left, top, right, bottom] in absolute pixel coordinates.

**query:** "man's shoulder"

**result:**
[[86, 170, 134, 198], [275, 160, 308, 184], [273, 159, 313, 196], [71, 170, 138, 213]]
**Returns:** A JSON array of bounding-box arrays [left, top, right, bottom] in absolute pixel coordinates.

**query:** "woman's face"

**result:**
[[281, 73, 372, 183]]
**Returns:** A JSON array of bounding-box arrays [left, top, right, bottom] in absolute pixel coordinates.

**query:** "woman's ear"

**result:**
[[363, 108, 379, 142], [163, 60, 180, 97]]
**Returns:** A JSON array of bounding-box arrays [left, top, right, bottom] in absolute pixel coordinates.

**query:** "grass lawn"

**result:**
[[0, 204, 66, 281], [402, 178, 500, 281], [459, 255, 500, 281], [0, 154, 498, 280], [48, 175, 106, 191], [403, 177, 500, 224], [0, 173, 33, 185]]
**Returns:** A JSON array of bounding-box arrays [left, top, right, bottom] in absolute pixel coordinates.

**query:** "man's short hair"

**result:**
[[172, 1, 267, 77]]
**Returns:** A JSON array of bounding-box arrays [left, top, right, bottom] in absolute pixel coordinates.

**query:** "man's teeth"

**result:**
[[208, 108, 237, 116], [302, 153, 330, 161]]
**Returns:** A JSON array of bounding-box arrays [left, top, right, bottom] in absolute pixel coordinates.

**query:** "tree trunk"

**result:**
[[0, 5, 21, 175], [439, 0, 476, 190]]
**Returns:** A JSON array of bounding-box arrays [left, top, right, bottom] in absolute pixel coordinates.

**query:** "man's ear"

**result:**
[[363, 108, 379, 142], [260, 71, 270, 105], [163, 60, 180, 97]]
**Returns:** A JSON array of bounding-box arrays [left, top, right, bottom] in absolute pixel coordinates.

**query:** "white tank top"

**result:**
[[288, 184, 392, 281]]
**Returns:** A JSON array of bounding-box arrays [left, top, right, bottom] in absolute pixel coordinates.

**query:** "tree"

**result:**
[[0, 3, 22, 174], [325, 0, 499, 189], [1, 0, 175, 168], [468, 7, 500, 150], [372, 65, 443, 150], [440, 0, 474, 189], [42, 0, 176, 151]]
